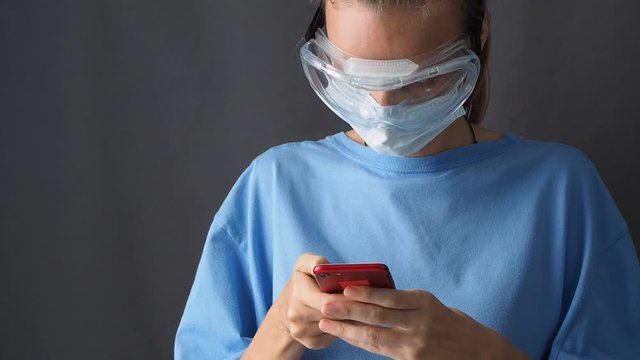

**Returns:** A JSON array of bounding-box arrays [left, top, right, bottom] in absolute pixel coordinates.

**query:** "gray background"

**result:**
[[1, 0, 638, 359]]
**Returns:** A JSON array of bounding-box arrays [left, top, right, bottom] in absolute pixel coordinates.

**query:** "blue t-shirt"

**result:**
[[175, 132, 640, 359]]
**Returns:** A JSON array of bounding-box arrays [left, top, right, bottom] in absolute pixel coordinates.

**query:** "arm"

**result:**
[[241, 292, 305, 360], [174, 225, 264, 359], [243, 254, 349, 359], [175, 157, 345, 359], [549, 231, 640, 359], [174, 237, 344, 359]]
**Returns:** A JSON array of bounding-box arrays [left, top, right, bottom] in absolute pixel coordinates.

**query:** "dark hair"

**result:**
[[305, 0, 491, 124], [459, 0, 489, 125]]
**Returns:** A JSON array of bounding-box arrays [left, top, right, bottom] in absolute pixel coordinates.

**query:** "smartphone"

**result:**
[[313, 263, 395, 293]]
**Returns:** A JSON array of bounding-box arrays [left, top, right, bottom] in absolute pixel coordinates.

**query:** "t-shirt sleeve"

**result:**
[[174, 224, 256, 359], [549, 231, 640, 359], [174, 160, 273, 359]]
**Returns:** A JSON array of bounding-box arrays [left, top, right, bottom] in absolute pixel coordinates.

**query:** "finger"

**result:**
[[293, 270, 345, 310], [318, 319, 402, 351], [289, 320, 326, 339], [343, 287, 431, 310], [321, 300, 415, 328], [287, 302, 326, 323], [294, 253, 329, 275], [297, 333, 337, 350], [292, 253, 332, 309]]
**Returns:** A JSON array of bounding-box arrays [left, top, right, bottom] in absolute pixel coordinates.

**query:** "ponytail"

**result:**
[[464, 3, 490, 125]]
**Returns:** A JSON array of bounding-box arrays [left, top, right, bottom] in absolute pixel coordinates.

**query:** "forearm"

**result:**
[[241, 302, 306, 360]]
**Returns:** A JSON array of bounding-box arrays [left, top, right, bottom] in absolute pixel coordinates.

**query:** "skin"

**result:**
[[242, 254, 343, 359], [243, 2, 529, 359]]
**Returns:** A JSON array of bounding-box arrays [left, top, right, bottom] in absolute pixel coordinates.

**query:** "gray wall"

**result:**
[[1, 0, 638, 358]]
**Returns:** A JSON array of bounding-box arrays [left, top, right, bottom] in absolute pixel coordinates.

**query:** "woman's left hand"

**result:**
[[318, 286, 530, 360]]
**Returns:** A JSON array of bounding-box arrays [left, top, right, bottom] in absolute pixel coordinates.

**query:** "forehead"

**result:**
[[324, 0, 463, 60]]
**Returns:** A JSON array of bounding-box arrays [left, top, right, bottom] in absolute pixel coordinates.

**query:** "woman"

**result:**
[[175, 0, 640, 359]]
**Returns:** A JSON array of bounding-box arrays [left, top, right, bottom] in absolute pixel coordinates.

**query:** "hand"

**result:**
[[318, 286, 530, 360], [272, 253, 348, 350]]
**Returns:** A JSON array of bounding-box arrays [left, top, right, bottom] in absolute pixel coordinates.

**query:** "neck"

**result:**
[[346, 116, 478, 157]]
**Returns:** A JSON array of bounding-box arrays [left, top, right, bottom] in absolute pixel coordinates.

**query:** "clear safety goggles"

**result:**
[[299, 28, 480, 106]]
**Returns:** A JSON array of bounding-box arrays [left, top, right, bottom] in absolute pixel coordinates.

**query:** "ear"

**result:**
[[480, 7, 490, 50]]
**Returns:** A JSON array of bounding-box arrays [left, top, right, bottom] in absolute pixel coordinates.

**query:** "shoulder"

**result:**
[[249, 134, 343, 177], [515, 136, 590, 164], [254, 135, 338, 165], [214, 135, 340, 221], [515, 137, 628, 243], [506, 135, 600, 180], [509, 136, 614, 206]]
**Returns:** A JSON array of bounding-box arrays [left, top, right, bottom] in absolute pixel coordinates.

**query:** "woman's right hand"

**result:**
[[273, 253, 346, 350]]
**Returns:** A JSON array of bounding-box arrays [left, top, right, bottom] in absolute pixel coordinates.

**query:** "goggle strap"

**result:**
[[469, 5, 485, 55], [305, 5, 325, 42]]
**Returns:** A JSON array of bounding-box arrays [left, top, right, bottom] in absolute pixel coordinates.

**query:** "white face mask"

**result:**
[[324, 79, 470, 156], [352, 103, 468, 156]]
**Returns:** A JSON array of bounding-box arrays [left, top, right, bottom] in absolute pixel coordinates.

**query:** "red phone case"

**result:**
[[313, 263, 395, 293]]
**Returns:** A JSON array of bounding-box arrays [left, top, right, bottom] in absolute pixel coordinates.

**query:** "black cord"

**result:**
[[465, 115, 478, 144]]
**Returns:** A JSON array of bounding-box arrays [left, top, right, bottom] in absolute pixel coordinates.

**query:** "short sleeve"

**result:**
[[549, 231, 640, 359], [174, 224, 256, 359], [174, 160, 273, 359]]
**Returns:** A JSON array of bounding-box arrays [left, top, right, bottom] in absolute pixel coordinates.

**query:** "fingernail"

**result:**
[[344, 286, 359, 297], [319, 319, 333, 332]]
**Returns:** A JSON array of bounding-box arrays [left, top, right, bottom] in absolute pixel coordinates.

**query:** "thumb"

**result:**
[[295, 253, 330, 276]]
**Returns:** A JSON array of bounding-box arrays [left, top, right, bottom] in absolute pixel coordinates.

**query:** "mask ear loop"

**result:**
[[305, 5, 326, 42], [464, 115, 478, 144]]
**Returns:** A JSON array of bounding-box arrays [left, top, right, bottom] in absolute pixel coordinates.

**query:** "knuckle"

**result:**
[[299, 252, 313, 262], [367, 340, 383, 354], [289, 324, 304, 339], [302, 340, 322, 350], [295, 253, 314, 270], [365, 328, 381, 343], [371, 307, 386, 323], [420, 290, 437, 303], [410, 289, 434, 304], [316, 256, 329, 265], [339, 303, 350, 318], [303, 335, 333, 350], [319, 295, 330, 306], [451, 307, 471, 319], [301, 308, 319, 322], [403, 334, 430, 357], [286, 307, 301, 323], [321, 294, 340, 308], [389, 292, 404, 307], [295, 253, 328, 274], [291, 324, 318, 340], [415, 317, 434, 338]]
